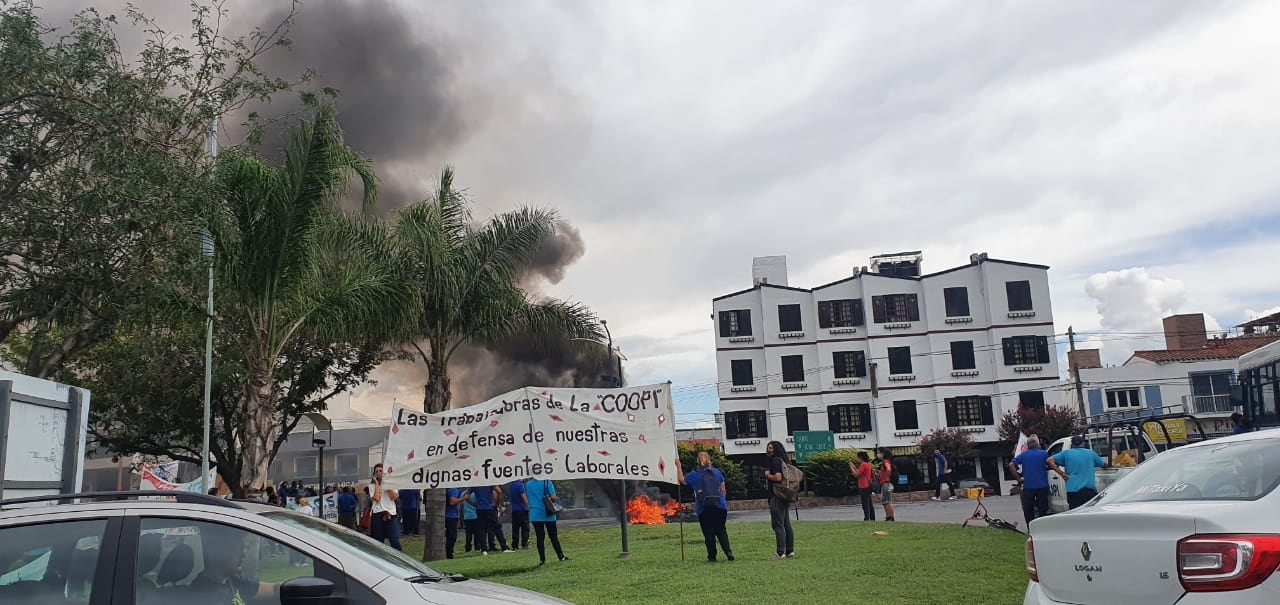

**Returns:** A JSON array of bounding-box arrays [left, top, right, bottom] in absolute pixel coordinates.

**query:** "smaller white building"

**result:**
[[1072, 313, 1280, 437]]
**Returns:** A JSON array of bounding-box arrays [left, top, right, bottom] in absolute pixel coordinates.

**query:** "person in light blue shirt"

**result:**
[[526, 479, 569, 565], [1009, 436, 1051, 525], [1049, 435, 1109, 510], [678, 451, 733, 562]]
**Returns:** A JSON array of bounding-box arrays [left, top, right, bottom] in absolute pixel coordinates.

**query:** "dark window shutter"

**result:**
[[857, 405, 872, 432], [1035, 336, 1051, 364], [1002, 338, 1016, 366], [980, 397, 995, 425], [944, 399, 959, 427], [827, 407, 841, 433], [833, 352, 847, 379], [818, 301, 832, 328], [739, 310, 752, 336], [871, 296, 886, 323], [854, 351, 867, 377], [906, 293, 920, 321], [731, 360, 753, 386], [719, 312, 731, 337], [853, 300, 866, 326]]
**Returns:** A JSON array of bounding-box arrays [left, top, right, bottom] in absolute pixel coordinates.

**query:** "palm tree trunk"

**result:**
[[421, 355, 451, 561], [240, 368, 278, 496]]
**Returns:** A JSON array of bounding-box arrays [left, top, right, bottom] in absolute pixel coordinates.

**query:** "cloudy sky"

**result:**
[[54, 0, 1280, 425]]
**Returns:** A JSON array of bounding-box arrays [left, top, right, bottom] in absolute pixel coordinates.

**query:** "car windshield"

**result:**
[[1094, 438, 1280, 505], [259, 510, 445, 580]]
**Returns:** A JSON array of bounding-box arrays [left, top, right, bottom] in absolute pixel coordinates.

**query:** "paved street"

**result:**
[[560, 495, 1026, 530]]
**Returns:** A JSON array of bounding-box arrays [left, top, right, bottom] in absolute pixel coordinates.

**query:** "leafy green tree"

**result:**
[[804, 448, 870, 497], [674, 443, 746, 499], [998, 405, 1083, 445], [918, 428, 978, 461], [0, 1, 297, 376], [208, 99, 411, 494], [389, 168, 603, 561]]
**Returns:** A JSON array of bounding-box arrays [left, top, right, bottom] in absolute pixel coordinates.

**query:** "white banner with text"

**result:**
[[382, 383, 678, 490]]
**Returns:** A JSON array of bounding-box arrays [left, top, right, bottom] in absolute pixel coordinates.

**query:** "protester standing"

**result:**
[[337, 487, 358, 529], [679, 452, 734, 562], [1231, 412, 1249, 434], [1048, 435, 1109, 510], [445, 487, 464, 559], [878, 448, 896, 522], [509, 480, 531, 550], [398, 488, 421, 536], [931, 449, 957, 500], [850, 451, 876, 521], [526, 479, 569, 565], [764, 440, 795, 560], [462, 490, 479, 553], [469, 485, 511, 554], [368, 463, 402, 551], [1008, 436, 1051, 524]]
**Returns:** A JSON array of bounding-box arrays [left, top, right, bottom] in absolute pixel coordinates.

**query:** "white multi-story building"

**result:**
[[712, 252, 1062, 489]]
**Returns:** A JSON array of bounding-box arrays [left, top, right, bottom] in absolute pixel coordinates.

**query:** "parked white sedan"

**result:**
[[1024, 428, 1280, 605]]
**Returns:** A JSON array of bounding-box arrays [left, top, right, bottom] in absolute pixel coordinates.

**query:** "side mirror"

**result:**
[[280, 577, 345, 605]]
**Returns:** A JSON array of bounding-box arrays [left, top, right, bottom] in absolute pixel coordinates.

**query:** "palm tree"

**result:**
[[391, 167, 603, 561], [211, 100, 410, 495]]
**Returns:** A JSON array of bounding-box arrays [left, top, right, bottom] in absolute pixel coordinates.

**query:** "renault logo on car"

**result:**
[[1081, 541, 1092, 561]]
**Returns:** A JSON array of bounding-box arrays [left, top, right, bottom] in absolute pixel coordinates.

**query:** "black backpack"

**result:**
[[698, 467, 722, 509]]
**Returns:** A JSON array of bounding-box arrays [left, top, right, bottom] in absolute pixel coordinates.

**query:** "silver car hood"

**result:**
[[414, 578, 575, 605]]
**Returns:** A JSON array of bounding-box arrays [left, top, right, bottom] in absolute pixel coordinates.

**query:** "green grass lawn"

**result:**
[[401, 521, 1028, 605]]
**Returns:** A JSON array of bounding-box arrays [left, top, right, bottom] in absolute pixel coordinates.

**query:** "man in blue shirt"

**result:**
[[466, 485, 511, 554], [508, 480, 531, 550], [1008, 436, 1051, 525], [337, 486, 358, 529], [445, 488, 464, 559], [932, 449, 957, 500], [398, 489, 421, 536], [1049, 435, 1109, 509]]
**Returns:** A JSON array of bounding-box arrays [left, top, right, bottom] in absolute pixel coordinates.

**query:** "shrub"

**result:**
[[998, 405, 1083, 445], [804, 448, 871, 497], [917, 428, 977, 461]]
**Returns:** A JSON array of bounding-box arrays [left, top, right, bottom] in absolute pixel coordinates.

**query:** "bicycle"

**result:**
[[961, 495, 1023, 534]]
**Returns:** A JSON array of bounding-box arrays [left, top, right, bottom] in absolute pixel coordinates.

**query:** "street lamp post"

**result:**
[[200, 119, 217, 493], [314, 437, 327, 518], [602, 320, 631, 559]]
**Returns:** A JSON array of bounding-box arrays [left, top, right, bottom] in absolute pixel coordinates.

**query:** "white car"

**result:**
[[0, 491, 572, 605], [1024, 428, 1280, 604]]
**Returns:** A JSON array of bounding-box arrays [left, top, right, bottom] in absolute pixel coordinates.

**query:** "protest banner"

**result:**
[[140, 465, 217, 494], [321, 492, 339, 522], [382, 383, 678, 490]]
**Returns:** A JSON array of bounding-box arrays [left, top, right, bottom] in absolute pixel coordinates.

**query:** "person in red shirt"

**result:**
[[849, 451, 876, 521], [878, 448, 896, 522]]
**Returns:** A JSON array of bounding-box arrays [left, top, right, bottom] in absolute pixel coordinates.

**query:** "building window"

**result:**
[[731, 359, 754, 386], [950, 341, 976, 370], [887, 346, 913, 375], [1106, 388, 1141, 409], [833, 351, 867, 379], [943, 287, 970, 317], [1019, 391, 1046, 410], [778, 304, 803, 332], [871, 293, 920, 323], [893, 401, 919, 430], [818, 299, 865, 328], [1002, 335, 1050, 365], [785, 407, 809, 435], [1190, 372, 1232, 397], [294, 456, 317, 477], [945, 396, 994, 427], [718, 309, 752, 337], [781, 355, 805, 383], [725, 410, 768, 439], [827, 404, 872, 433], [336, 454, 359, 475], [1006, 280, 1033, 312]]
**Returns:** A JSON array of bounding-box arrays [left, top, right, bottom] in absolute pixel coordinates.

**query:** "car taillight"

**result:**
[[1026, 537, 1038, 582], [1178, 535, 1280, 592]]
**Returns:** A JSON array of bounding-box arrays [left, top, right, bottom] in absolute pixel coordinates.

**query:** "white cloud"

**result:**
[[1083, 268, 1188, 364]]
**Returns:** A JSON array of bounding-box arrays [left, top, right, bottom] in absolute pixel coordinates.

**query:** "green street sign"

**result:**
[[792, 430, 835, 464]]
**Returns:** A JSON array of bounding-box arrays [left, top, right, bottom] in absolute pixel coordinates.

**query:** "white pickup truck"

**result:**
[[1045, 428, 1156, 514]]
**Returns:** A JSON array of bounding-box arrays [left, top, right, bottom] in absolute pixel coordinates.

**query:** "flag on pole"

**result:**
[[1012, 432, 1029, 459]]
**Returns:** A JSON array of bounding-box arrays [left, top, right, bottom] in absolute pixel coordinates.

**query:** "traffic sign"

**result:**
[[792, 430, 835, 463]]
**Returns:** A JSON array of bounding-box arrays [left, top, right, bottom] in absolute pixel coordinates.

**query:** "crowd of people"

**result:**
[[260, 464, 570, 565]]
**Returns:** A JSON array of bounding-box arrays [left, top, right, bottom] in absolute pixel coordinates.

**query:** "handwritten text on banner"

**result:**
[[382, 383, 679, 490]]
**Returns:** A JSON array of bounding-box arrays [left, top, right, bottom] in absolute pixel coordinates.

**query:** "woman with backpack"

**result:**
[[764, 440, 795, 560], [677, 451, 734, 562], [526, 479, 569, 565], [850, 451, 875, 521]]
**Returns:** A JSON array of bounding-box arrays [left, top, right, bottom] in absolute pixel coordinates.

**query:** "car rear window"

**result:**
[[1095, 439, 1280, 504]]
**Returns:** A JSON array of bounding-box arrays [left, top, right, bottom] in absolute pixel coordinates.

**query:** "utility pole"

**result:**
[[200, 119, 217, 494], [602, 320, 631, 559], [1068, 326, 1086, 418]]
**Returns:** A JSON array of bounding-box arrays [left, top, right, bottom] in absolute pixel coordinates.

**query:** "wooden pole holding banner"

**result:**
[[677, 482, 685, 561]]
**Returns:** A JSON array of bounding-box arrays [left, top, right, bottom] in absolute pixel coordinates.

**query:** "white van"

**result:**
[[1045, 428, 1157, 513]]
